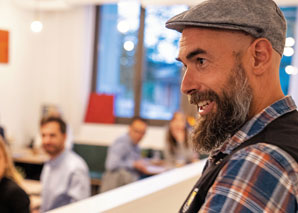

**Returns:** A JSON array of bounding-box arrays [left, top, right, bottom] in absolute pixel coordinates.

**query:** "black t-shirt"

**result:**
[[0, 177, 30, 213]]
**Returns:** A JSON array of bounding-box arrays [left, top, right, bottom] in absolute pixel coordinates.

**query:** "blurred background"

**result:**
[[0, 0, 297, 149]]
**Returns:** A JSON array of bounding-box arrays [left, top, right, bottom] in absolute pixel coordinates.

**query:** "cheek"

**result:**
[[214, 71, 236, 98], [135, 133, 142, 139]]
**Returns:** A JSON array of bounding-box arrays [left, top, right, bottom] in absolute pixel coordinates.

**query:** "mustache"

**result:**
[[188, 90, 220, 105]]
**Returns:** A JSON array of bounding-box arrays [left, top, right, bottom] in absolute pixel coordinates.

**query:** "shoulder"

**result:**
[[1, 178, 27, 196], [64, 151, 89, 172], [202, 143, 298, 212], [111, 134, 131, 149], [227, 143, 297, 177], [224, 143, 297, 201], [0, 178, 30, 210], [115, 134, 130, 144]]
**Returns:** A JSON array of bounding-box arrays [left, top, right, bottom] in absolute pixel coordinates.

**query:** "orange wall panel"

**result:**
[[0, 30, 9, 63]]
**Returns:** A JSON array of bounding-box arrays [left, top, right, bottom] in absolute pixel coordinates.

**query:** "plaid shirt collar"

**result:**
[[209, 96, 297, 159]]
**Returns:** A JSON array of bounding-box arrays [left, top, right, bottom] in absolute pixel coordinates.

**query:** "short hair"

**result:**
[[40, 116, 67, 134], [130, 116, 148, 125]]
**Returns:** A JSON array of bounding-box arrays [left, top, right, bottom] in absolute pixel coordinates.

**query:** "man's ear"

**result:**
[[249, 38, 273, 75]]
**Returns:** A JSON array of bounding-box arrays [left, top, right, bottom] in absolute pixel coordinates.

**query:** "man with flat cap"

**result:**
[[166, 0, 298, 212]]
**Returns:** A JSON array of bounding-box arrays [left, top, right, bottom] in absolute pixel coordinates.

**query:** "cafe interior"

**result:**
[[1, 0, 298, 212]]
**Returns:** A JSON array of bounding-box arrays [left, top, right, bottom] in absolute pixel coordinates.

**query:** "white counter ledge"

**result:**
[[48, 159, 207, 213]]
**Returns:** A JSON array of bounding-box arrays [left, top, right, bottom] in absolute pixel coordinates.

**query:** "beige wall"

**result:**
[[0, 0, 166, 149], [0, 0, 94, 147], [1, 0, 298, 149]]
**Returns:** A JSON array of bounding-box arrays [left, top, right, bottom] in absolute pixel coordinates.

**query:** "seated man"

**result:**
[[101, 116, 152, 192], [40, 116, 90, 212], [34, 106, 73, 151]]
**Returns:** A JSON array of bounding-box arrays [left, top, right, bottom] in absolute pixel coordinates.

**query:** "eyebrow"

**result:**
[[176, 48, 207, 62]]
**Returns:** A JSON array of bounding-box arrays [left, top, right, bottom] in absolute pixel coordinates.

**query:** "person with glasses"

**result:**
[[101, 116, 153, 192]]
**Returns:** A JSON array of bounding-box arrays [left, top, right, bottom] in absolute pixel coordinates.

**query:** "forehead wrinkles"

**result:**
[[179, 29, 203, 49], [178, 39, 208, 63], [178, 36, 189, 59], [179, 28, 253, 56], [179, 30, 224, 61]]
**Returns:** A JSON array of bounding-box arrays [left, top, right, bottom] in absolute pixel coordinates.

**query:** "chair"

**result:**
[[73, 143, 108, 194]]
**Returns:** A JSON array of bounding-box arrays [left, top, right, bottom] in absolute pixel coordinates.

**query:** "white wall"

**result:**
[[48, 160, 206, 213], [0, 0, 166, 150], [29, 5, 95, 138], [76, 123, 167, 149], [0, 0, 95, 147], [0, 0, 34, 146], [1, 0, 297, 150], [0, 0, 165, 150]]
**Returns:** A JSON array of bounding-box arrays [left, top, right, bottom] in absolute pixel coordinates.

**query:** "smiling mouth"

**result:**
[[198, 100, 210, 111], [197, 100, 215, 115]]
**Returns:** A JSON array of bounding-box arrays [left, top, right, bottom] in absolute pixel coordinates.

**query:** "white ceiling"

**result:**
[[12, 0, 298, 11]]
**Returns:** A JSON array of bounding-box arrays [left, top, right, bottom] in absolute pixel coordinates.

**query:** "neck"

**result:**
[[249, 86, 285, 119], [50, 149, 64, 160]]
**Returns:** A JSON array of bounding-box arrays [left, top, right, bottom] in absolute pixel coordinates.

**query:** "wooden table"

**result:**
[[12, 148, 49, 180], [13, 148, 49, 165]]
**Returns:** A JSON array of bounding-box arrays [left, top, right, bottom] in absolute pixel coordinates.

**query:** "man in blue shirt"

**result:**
[[101, 116, 151, 192], [40, 116, 90, 212]]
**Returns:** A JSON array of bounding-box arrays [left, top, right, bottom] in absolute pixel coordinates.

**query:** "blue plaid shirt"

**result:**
[[201, 96, 298, 212]]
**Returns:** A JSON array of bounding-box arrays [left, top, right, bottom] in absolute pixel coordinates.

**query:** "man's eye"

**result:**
[[196, 58, 206, 65]]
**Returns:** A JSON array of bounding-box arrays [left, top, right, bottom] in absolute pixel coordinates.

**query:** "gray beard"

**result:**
[[190, 61, 253, 153]]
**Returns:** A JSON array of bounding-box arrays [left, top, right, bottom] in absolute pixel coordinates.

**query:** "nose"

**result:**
[[42, 135, 50, 145], [181, 67, 199, 95]]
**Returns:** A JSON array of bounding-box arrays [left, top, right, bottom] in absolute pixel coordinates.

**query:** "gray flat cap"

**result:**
[[166, 0, 286, 55]]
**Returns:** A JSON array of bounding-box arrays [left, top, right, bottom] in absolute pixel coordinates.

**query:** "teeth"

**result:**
[[198, 101, 210, 112], [198, 100, 210, 107]]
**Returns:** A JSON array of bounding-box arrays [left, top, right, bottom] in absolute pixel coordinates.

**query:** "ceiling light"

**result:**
[[30, 20, 43, 33]]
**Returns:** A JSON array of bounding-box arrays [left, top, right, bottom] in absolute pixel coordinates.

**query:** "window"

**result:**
[[141, 5, 188, 120], [280, 7, 297, 94], [93, 2, 187, 123], [93, 4, 297, 124], [94, 2, 140, 118]]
